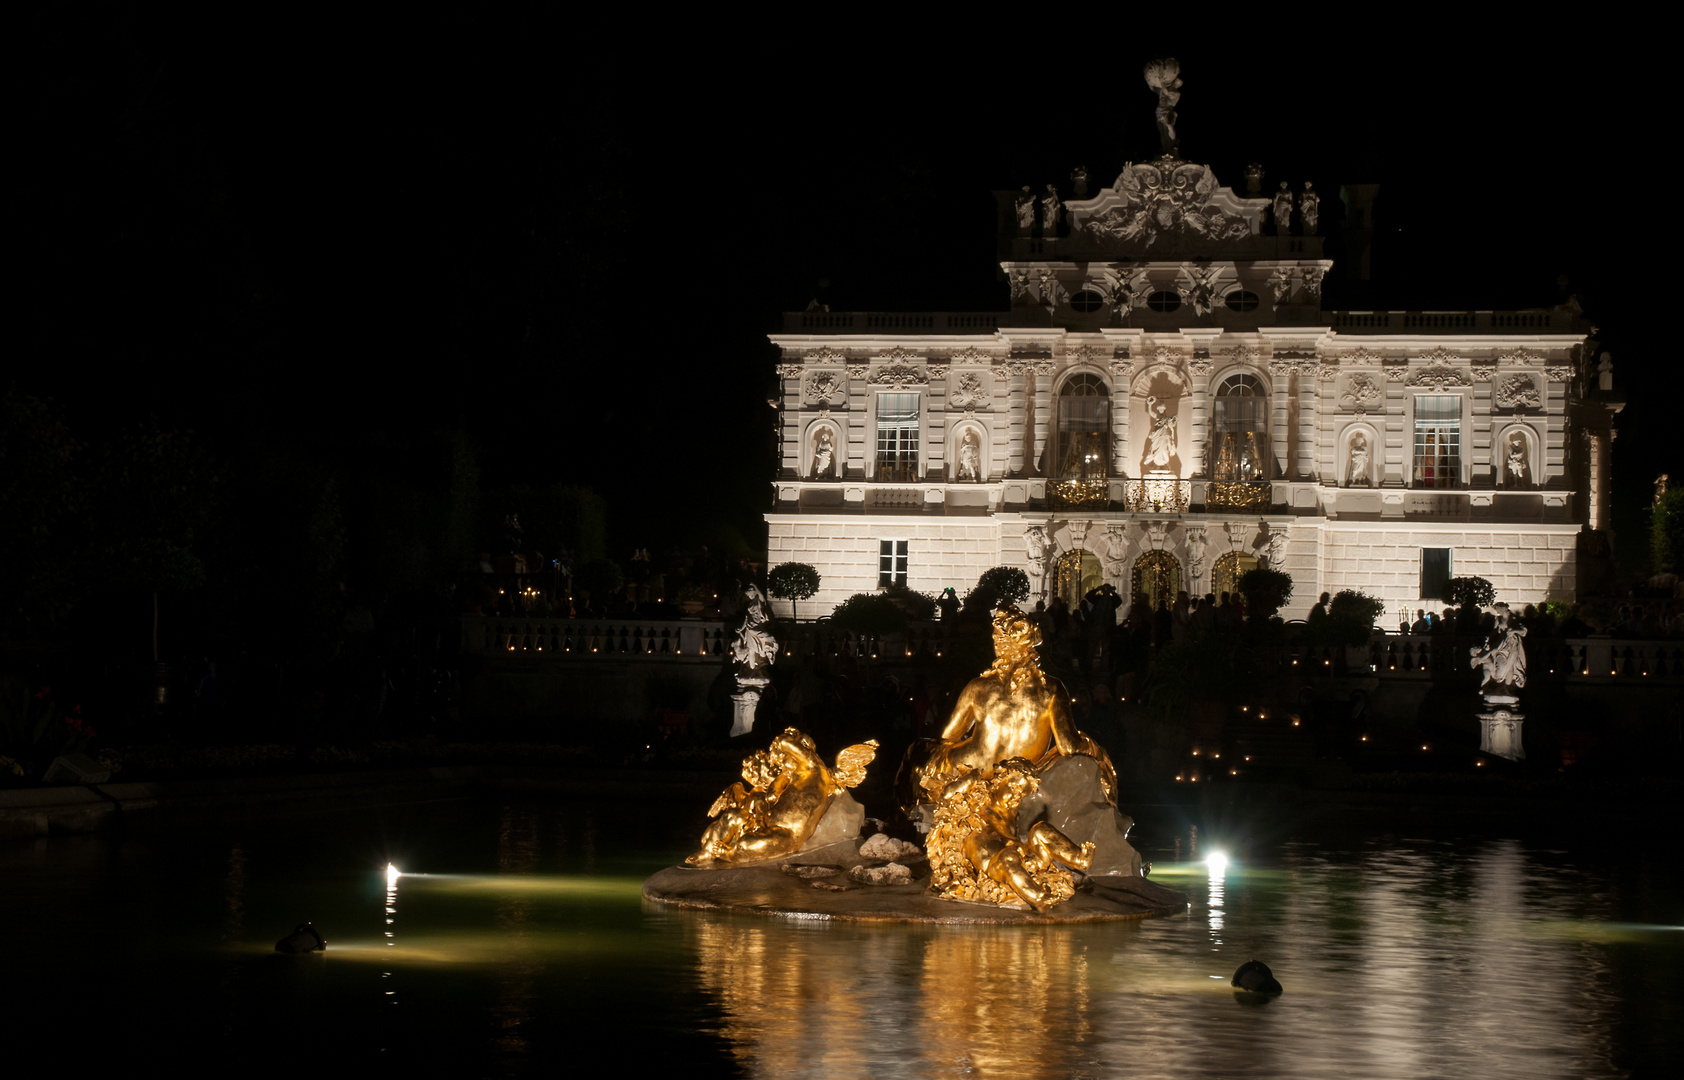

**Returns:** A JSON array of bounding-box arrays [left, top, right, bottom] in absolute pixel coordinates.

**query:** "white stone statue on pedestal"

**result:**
[[1301, 182, 1320, 234], [1042, 185, 1060, 234], [729, 585, 779, 737], [1504, 434, 1528, 487], [1471, 603, 1528, 760], [1016, 187, 1036, 233]]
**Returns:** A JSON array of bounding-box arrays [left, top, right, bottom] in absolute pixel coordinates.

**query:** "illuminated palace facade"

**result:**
[[764, 152, 1605, 623]]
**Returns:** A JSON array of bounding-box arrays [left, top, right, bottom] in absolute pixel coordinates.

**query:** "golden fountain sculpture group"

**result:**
[[688, 605, 1119, 913]]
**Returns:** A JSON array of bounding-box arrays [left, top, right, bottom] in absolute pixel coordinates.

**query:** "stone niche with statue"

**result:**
[[644, 605, 1187, 923]]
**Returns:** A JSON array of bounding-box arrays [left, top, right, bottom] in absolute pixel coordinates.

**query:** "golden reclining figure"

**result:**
[[688, 728, 877, 866]]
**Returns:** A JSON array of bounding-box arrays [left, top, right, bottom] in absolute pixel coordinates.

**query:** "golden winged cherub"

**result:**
[[687, 729, 878, 866], [924, 759, 1094, 913], [913, 605, 1117, 803]]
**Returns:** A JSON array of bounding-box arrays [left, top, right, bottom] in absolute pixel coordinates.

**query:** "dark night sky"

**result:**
[[16, 12, 1661, 564]]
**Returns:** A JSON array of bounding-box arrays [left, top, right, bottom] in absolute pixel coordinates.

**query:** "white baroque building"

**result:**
[[764, 135, 1611, 623]]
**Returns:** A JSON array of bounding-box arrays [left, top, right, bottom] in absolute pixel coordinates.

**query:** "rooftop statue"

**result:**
[[1143, 58, 1182, 156], [688, 728, 878, 866]]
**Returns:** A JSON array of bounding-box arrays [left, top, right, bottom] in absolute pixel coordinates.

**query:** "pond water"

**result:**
[[6, 793, 1679, 1077]]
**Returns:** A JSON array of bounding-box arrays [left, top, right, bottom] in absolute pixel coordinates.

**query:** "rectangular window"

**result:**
[[1412, 395, 1461, 489], [875, 393, 919, 482], [1420, 547, 1452, 601], [879, 540, 909, 587]]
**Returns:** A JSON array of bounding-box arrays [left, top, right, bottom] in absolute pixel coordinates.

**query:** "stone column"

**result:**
[[1588, 431, 1612, 530], [1110, 361, 1131, 476], [1032, 363, 1053, 475], [1188, 365, 1210, 477]]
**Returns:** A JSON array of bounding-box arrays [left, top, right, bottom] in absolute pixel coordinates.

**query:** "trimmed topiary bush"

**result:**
[[1237, 567, 1294, 621], [829, 592, 909, 636], [976, 566, 1030, 607], [1326, 589, 1387, 645], [767, 561, 822, 621]]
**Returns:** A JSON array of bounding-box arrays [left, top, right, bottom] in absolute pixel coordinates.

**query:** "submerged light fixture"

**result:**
[[386, 862, 402, 886], [1205, 852, 1229, 876]]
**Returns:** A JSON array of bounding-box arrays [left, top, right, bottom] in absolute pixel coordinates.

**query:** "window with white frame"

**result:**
[[1420, 547, 1452, 601], [875, 393, 919, 482], [1056, 373, 1110, 479], [1412, 395, 1461, 488], [878, 540, 909, 587], [1213, 373, 1268, 482]]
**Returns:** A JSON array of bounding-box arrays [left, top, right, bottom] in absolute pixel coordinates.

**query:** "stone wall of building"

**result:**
[[765, 514, 1003, 619], [1313, 523, 1576, 617]]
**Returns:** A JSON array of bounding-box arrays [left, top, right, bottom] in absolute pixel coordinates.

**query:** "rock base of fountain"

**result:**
[[644, 837, 1186, 924]]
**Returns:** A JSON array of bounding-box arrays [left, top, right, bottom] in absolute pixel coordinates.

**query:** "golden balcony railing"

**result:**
[[1205, 480, 1272, 511], [1121, 478, 1190, 513], [1047, 479, 1109, 509]]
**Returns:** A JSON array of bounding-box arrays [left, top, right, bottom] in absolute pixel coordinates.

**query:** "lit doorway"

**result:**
[[1055, 549, 1103, 610], [1130, 550, 1182, 613], [1211, 550, 1258, 601]]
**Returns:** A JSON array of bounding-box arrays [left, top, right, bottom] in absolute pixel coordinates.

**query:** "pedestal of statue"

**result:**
[[1477, 692, 1524, 761], [729, 679, 768, 738]]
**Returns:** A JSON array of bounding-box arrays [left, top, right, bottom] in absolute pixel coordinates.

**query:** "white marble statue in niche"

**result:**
[[1504, 433, 1529, 487], [1143, 395, 1178, 472], [1347, 432, 1372, 487], [811, 430, 835, 479], [956, 429, 982, 482]]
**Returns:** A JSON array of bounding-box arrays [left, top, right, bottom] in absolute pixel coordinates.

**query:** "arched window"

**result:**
[[1213, 374, 1268, 482], [1056, 374, 1110, 480]]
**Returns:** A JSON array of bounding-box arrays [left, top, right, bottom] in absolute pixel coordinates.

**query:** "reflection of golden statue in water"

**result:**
[[914, 605, 1116, 800], [925, 759, 1093, 912], [688, 729, 877, 866]]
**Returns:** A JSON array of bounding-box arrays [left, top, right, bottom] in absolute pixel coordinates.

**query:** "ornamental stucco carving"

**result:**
[[1424, 346, 1464, 365], [1080, 160, 1253, 249], [1499, 347, 1541, 365], [924, 361, 950, 380], [1189, 359, 1212, 377], [1494, 373, 1541, 410], [846, 365, 868, 380], [1039, 271, 1069, 310], [1302, 267, 1325, 295], [1471, 363, 1497, 383], [877, 346, 921, 363], [1407, 365, 1470, 388], [950, 346, 995, 364], [1144, 519, 1171, 547], [777, 363, 803, 378], [1544, 365, 1571, 382], [806, 346, 848, 363], [1109, 359, 1133, 378], [1225, 522, 1250, 549], [1383, 364, 1408, 382], [949, 372, 992, 410], [870, 364, 927, 386], [1268, 268, 1295, 304], [1179, 264, 1226, 316], [1344, 346, 1383, 365], [1317, 362, 1340, 382], [1270, 358, 1314, 377], [803, 371, 845, 406], [1033, 361, 1055, 376], [1339, 373, 1384, 411], [1009, 270, 1033, 303], [1097, 265, 1150, 316]]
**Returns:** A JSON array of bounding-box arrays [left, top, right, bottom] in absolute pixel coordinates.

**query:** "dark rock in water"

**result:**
[[275, 922, 327, 953], [1232, 960, 1282, 994], [1016, 753, 1143, 878]]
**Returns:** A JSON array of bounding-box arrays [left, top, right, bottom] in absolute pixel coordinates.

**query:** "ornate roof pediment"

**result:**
[[1065, 158, 1266, 254]]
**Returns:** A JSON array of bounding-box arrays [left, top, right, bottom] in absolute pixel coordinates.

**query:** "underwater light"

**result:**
[[386, 863, 402, 885], [1206, 852, 1229, 875]]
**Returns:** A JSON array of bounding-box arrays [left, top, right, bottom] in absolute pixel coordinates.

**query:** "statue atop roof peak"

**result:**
[[1143, 58, 1182, 156]]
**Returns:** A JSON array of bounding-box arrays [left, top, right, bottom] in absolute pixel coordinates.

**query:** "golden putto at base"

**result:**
[[687, 728, 878, 867], [924, 759, 1093, 913]]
